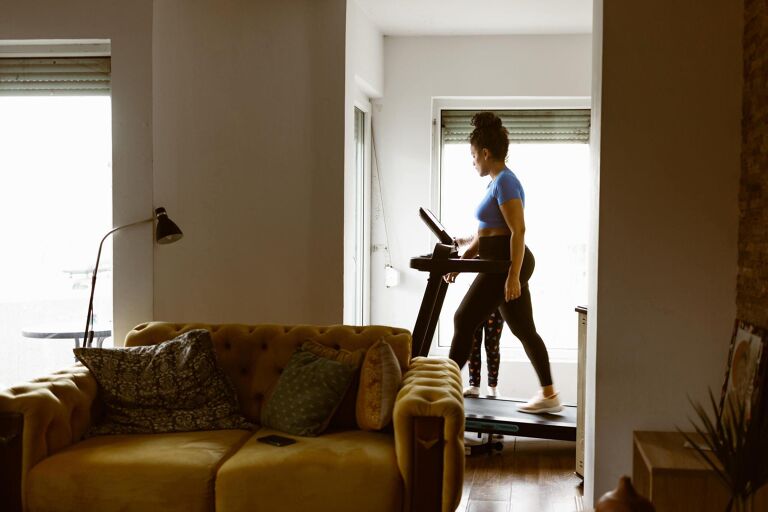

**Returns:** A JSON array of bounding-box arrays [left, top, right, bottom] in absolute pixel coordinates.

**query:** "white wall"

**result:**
[[152, 0, 347, 325], [343, 0, 383, 324], [348, 0, 383, 99], [372, 35, 592, 400], [2, 0, 349, 335], [585, 0, 742, 505], [0, 0, 154, 344], [585, 0, 603, 505]]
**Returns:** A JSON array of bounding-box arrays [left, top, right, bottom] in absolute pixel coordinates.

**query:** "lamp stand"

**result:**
[[83, 217, 152, 348]]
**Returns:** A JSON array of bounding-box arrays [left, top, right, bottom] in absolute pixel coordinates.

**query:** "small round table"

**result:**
[[21, 328, 112, 349]]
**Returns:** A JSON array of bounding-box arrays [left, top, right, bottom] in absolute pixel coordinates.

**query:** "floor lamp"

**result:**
[[83, 207, 183, 348]]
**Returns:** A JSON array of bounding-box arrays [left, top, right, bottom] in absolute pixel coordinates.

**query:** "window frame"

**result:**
[[351, 99, 372, 325]]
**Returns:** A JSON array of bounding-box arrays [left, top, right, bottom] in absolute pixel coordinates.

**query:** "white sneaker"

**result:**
[[517, 391, 563, 414], [487, 386, 500, 397], [463, 386, 480, 397]]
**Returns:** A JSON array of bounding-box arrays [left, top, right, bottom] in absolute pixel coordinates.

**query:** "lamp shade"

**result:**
[[154, 207, 183, 244]]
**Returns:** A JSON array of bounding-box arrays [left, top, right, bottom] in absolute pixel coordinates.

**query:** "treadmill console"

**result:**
[[419, 207, 455, 246]]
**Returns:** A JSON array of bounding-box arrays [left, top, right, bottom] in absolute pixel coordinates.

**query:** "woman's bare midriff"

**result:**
[[478, 227, 511, 237]]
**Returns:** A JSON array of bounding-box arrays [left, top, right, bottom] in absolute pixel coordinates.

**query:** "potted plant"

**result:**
[[680, 390, 768, 512]]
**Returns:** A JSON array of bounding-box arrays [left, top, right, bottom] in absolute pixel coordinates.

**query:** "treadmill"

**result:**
[[410, 208, 576, 453]]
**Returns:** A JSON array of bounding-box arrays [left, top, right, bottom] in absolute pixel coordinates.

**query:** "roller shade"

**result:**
[[442, 109, 591, 144], [0, 57, 111, 96]]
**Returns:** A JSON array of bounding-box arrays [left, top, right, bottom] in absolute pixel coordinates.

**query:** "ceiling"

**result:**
[[353, 0, 593, 36]]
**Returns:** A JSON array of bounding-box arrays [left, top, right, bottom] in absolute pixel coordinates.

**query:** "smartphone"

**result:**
[[257, 434, 297, 447]]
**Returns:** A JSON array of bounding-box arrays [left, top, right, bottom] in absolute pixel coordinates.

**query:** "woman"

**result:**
[[444, 111, 561, 414]]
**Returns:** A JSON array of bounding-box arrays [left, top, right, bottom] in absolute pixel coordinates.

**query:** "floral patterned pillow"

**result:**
[[74, 329, 252, 436]]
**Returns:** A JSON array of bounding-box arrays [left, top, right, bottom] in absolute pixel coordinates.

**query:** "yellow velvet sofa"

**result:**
[[0, 322, 465, 512]]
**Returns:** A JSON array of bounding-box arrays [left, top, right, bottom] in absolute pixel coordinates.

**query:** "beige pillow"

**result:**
[[356, 339, 403, 431]]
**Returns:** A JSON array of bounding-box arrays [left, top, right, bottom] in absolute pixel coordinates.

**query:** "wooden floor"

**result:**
[[457, 435, 583, 512]]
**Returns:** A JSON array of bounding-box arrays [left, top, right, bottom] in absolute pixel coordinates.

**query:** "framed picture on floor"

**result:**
[[720, 320, 768, 424]]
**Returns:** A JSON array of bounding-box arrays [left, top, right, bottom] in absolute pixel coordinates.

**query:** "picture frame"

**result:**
[[720, 320, 768, 423]]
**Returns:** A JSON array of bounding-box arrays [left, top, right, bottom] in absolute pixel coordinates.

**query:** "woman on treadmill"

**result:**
[[443, 111, 561, 414]]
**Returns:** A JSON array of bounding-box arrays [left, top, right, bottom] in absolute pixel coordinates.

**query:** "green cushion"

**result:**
[[261, 348, 356, 436], [74, 329, 252, 435]]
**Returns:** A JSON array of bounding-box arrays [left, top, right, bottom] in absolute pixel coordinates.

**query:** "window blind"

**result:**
[[0, 57, 111, 96], [441, 109, 591, 144]]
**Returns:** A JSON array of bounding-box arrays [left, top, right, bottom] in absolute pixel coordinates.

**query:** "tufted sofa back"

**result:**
[[125, 322, 412, 424]]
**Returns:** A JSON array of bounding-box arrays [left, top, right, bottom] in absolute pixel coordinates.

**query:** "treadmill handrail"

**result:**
[[410, 256, 511, 274]]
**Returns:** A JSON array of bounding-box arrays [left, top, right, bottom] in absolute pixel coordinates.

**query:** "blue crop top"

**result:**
[[475, 168, 525, 229]]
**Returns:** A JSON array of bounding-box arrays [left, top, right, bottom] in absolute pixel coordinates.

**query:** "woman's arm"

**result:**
[[444, 235, 479, 283], [458, 234, 479, 259], [499, 198, 526, 301]]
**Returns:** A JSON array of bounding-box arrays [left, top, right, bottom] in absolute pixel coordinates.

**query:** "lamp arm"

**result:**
[[83, 217, 153, 347]]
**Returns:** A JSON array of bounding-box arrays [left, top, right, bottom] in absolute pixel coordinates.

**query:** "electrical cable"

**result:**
[[370, 122, 393, 267]]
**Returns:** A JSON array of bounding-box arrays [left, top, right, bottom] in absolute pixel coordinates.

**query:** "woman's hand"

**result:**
[[444, 272, 459, 283], [505, 274, 521, 301]]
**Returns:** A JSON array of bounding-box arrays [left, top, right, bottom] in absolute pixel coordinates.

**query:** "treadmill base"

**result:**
[[464, 396, 577, 442]]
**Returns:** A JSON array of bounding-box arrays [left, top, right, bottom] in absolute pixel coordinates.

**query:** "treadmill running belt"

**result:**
[[464, 397, 576, 441]]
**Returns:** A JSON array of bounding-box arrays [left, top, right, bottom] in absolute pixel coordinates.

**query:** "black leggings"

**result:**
[[469, 310, 503, 387], [449, 236, 553, 387]]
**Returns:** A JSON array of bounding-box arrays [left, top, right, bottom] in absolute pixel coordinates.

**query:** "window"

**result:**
[[349, 106, 371, 325], [353, 107, 366, 323], [437, 109, 590, 360], [0, 55, 112, 387]]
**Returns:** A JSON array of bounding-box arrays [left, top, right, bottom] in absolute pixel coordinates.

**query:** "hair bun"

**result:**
[[471, 112, 502, 129]]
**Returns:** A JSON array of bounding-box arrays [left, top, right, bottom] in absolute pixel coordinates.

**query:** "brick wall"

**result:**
[[738, 0, 768, 327]]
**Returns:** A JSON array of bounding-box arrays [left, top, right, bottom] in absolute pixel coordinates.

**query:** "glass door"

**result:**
[[0, 95, 113, 387]]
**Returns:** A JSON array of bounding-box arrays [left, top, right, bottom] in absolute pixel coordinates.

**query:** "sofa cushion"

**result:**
[[26, 429, 253, 512], [74, 329, 251, 435], [215, 428, 403, 512], [302, 339, 366, 429], [356, 339, 403, 431], [261, 349, 355, 436]]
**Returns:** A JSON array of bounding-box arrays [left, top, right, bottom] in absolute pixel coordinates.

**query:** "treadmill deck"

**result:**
[[464, 396, 577, 441]]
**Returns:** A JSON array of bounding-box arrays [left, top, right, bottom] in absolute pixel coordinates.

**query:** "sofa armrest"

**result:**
[[393, 357, 464, 512], [0, 365, 99, 511], [0, 412, 23, 512]]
